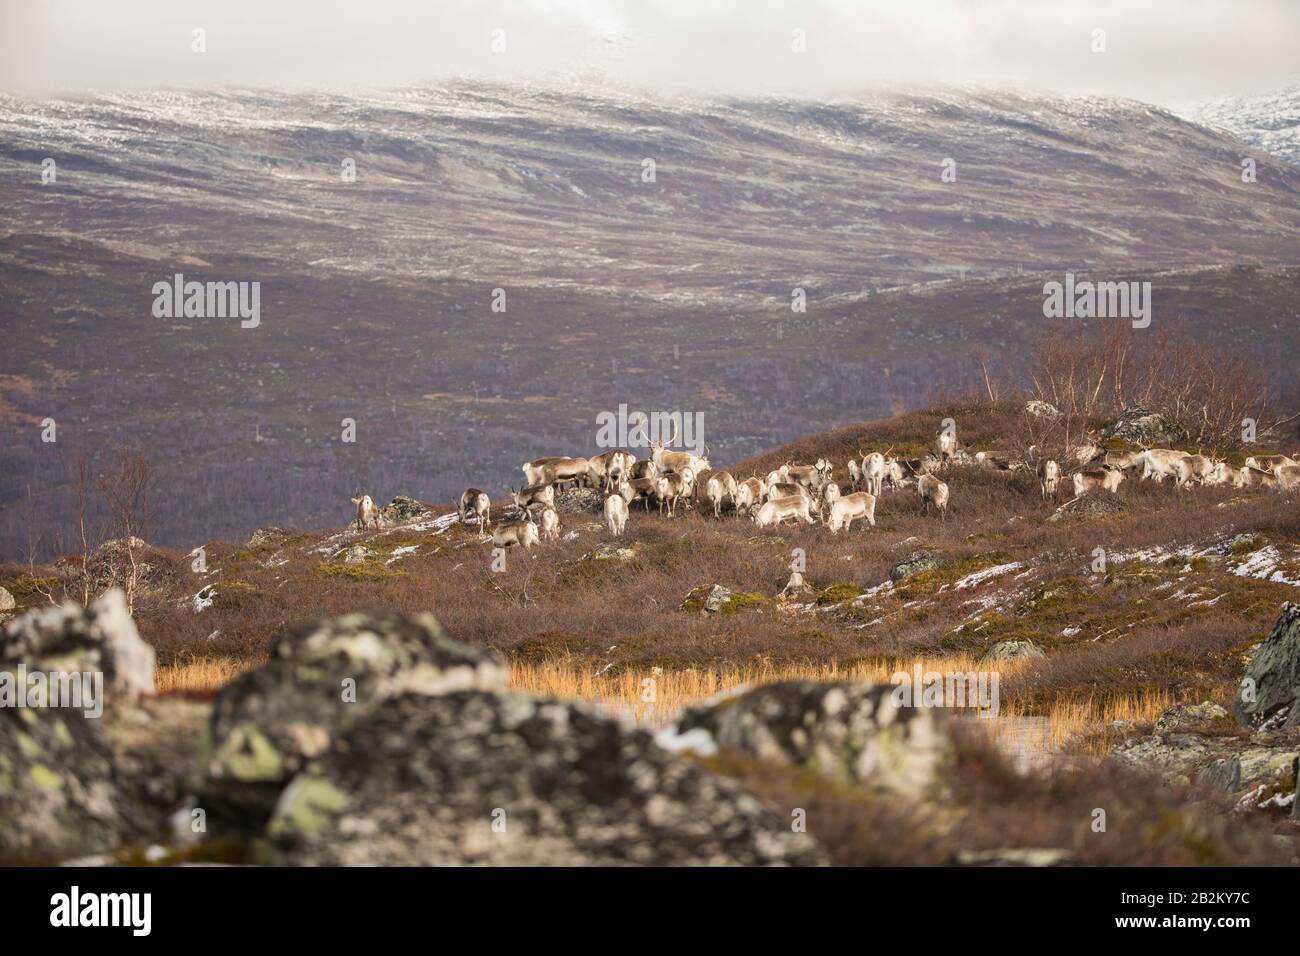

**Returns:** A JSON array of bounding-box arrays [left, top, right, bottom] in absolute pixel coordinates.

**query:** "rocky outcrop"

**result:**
[[1046, 494, 1124, 523], [1023, 400, 1060, 420], [677, 681, 950, 799], [200, 610, 507, 825], [0, 588, 155, 699], [1101, 404, 1186, 447], [1235, 603, 1300, 729], [0, 590, 156, 863], [981, 640, 1045, 663], [889, 551, 939, 582], [1110, 701, 1298, 813], [269, 691, 825, 866], [380, 495, 428, 524]]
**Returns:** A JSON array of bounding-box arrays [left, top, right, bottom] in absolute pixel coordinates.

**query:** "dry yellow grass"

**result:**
[[154, 653, 1174, 759], [155, 657, 260, 694]]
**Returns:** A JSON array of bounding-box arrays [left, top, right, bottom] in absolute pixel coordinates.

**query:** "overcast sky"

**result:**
[[1, 0, 1296, 107]]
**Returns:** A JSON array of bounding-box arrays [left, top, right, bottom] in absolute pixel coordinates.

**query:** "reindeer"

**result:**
[[826, 491, 876, 533], [1037, 460, 1061, 499], [655, 467, 695, 517], [1208, 461, 1243, 487], [625, 476, 659, 510], [764, 465, 791, 488], [862, 451, 887, 497], [589, 450, 637, 492], [917, 474, 949, 520], [935, 428, 957, 464], [521, 456, 567, 487], [785, 461, 825, 498], [974, 450, 1014, 470], [753, 494, 816, 529], [705, 471, 739, 518], [458, 488, 491, 530], [1133, 448, 1188, 483], [1245, 454, 1296, 474], [1239, 465, 1280, 490], [351, 494, 381, 532], [1174, 454, 1216, 488], [604, 493, 629, 536], [734, 477, 766, 516], [491, 516, 539, 550], [1275, 464, 1300, 490], [534, 504, 559, 541], [846, 458, 862, 492], [510, 483, 555, 515], [629, 459, 658, 481], [1073, 467, 1124, 496], [821, 480, 841, 518], [764, 481, 812, 504], [640, 421, 710, 476]]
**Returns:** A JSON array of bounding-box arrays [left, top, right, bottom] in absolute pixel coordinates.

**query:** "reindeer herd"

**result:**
[[350, 424, 1300, 549]]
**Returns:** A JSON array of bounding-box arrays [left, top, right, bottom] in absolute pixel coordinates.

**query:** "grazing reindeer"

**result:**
[[521, 456, 567, 487], [705, 471, 739, 518], [629, 459, 658, 481], [764, 481, 812, 504], [826, 491, 876, 533], [351, 494, 381, 532], [1073, 467, 1124, 496], [522, 456, 591, 491], [734, 477, 766, 516], [917, 474, 949, 520], [458, 488, 491, 530], [753, 494, 816, 529], [846, 458, 862, 492], [510, 483, 555, 515], [589, 449, 637, 492], [1245, 454, 1296, 474], [1239, 465, 1280, 490], [765, 465, 791, 488], [1275, 464, 1300, 490], [1209, 461, 1243, 487], [655, 467, 695, 517], [1037, 460, 1061, 499], [1174, 454, 1215, 488], [492, 516, 539, 550], [785, 461, 825, 497], [626, 476, 658, 510], [536, 504, 560, 541], [604, 493, 629, 536], [821, 480, 841, 518], [1133, 448, 1187, 483]]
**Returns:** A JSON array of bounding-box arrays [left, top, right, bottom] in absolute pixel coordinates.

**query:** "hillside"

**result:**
[[3, 84, 1300, 558], [5, 400, 1300, 865]]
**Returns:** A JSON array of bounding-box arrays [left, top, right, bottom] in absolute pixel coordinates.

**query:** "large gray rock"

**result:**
[[1046, 494, 1124, 523], [1101, 405, 1185, 447], [981, 640, 1045, 664], [380, 495, 428, 524], [0, 588, 155, 699], [267, 691, 826, 866], [677, 681, 950, 799], [889, 551, 939, 582], [1236, 603, 1300, 729], [200, 610, 508, 824], [0, 589, 155, 863]]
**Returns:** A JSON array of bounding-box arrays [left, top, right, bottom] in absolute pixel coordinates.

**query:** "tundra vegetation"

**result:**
[[6, 347, 1300, 864]]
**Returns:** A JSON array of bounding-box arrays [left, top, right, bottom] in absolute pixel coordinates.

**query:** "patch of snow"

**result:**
[[950, 562, 1023, 590], [654, 725, 717, 756]]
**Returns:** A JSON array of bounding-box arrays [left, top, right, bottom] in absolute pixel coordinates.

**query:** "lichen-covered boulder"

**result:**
[[1235, 603, 1300, 729], [200, 610, 507, 824], [267, 691, 826, 866], [889, 551, 939, 582], [380, 495, 428, 524], [676, 681, 950, 799], [981, 640, 1045, 664], [0, 588, 155, 699], [1101, 405, 1185, 447], [0, 589, 154, 863]]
